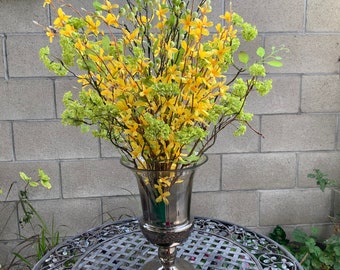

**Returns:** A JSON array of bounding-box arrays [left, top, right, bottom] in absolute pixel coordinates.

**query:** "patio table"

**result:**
[[32, 217, 303, 270]]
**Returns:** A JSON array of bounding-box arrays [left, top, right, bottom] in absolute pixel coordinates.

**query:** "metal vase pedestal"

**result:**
[[121, 156, 207, 270]]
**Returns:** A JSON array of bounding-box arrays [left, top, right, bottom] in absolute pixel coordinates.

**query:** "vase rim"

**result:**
[[120, 154, 208, 172]]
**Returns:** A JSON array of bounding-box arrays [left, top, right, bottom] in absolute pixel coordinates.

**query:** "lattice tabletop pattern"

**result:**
[[33, 217, 303, 270]]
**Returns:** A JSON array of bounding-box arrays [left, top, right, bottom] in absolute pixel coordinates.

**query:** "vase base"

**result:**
[[142, 258, 195, 270]]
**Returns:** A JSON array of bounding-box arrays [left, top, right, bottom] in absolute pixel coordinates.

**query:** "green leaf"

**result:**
[[12, 252, 33, 268], [81, 124, 91, 133], [29, 181, 39, 187], [93, 0, 103, 11], [307, 173, 316, 179], [292, 229, 308, 243], [334, 246, 340, 256], [19, 172, 31, 182], [238, 51, 249, 64], [102, 35, 111, 51], [256, 47, 265, 58], [311, 227, 320, 236], [267, 60, 283, 67], [39, 169, 52, 190]]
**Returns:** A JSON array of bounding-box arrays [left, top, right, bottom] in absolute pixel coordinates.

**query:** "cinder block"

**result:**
[[0, 241, 19, 267], [260, 189, 332, 225], [0, 79, 55, 120], [0, 0, 47, 33], [231, 0, 304, 32], [61, 159, 138, 198], [19, 198, 102, 237], [0, 161, 60, 202], [192, 191, 259, 227], [59, 0, 95, 11], [0, 121, 13, 161], [307, 0, 340, 32], [209, 1, 224, 24], [13, 120, 99, 160], [208, 117, 260, 154], [193, 154, 221, 192], [246, 75, 301, 115], [222, 153, 297, 190], [102, 196, 142, 222], [298, 152, 340, 188], [100, 139, 122, 158], [302, 75, 340, 113], [261, 114, 337, 152], [265, 35, 340, 74], [0, 202, 18, 240], [6, 35, 58, 77]]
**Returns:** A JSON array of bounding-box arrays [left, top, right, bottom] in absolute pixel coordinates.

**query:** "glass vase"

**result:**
[[121, 155, 207, 270]]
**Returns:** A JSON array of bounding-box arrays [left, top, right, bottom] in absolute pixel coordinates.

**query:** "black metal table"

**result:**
[[33, 217, 303, 270]]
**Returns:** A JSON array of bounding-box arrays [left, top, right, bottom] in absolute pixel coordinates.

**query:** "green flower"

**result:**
[[256, 79, 273, 96], [249, 63, 266, 77], [175, 126, 207, 145], [144, 113, 171, 141], [241, 23, 258, 41]]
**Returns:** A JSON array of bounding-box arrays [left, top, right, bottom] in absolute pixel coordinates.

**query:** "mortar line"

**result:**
[[219, 153, 222, 191], [10, 121, 17, 161], [52, 79, 58, 119], [335, 114, 339, 150], [303, 0, 307, 34], [298, 74, 303, 114], [2, 34, 9, 81], [58, 160, 64, 199], [295, 152, 300, 189]]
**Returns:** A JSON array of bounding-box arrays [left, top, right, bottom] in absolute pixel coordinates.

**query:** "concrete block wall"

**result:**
[[1, 0, 340, 264]]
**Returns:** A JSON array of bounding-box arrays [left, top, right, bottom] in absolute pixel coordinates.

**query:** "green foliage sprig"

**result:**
[[0, 170, 61, 269]]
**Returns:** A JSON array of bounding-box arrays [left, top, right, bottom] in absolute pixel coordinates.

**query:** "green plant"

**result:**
[[0, 170, 62, 269], [269, 169, 340, 270]]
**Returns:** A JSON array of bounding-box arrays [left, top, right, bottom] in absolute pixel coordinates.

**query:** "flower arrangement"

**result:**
[[40, 0, 284, 171]]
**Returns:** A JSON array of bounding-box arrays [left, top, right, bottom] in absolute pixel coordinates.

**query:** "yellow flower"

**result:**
[[180, 14, 193, 32], [53, 8, 70, 28], [158, 177, 171, 187], [104, 13, 119, 27], [59, 24, 75, 37], [45, 27, 55, 43], [156, 5, 168, 20], [131, 142, 143, 159], [122, 28, 140, 44], [101, 0, 119, 11], [85, 15, 101, 35], [43, 0, 51, 7], [198, 44, 212, 59], [155, 184, 171, 205], [75, 38, 86, 52], [220, 11, 232, 23], [165, 41, 178, 59], [193, 16, 213, 37]]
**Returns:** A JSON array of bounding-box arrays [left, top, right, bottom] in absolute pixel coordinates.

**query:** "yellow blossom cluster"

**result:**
[[40, 0, 283, 202]]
